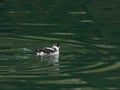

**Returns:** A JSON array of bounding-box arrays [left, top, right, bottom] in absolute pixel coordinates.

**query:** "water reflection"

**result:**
[[36, 54, 59, 65]]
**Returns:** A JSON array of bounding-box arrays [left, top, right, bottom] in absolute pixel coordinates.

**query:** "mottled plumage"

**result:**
[[35, 44, 60, 56]]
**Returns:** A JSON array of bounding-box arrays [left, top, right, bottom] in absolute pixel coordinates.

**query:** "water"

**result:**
[[0, 0, 120, 90]]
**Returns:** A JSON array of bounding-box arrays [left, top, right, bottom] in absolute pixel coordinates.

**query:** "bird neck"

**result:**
[[52, 46, 59, 51]]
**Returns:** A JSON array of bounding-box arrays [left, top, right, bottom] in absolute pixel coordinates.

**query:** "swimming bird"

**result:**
[[35, 44, 60, 56]]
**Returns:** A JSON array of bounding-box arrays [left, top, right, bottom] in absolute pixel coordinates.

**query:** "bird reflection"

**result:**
[[44, 55, 59, 64], [36, 54, 59, 65], [36, 55, 60, 72]]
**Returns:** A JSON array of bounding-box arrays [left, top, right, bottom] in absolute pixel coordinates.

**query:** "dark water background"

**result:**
[[0, 0, 120, 90]]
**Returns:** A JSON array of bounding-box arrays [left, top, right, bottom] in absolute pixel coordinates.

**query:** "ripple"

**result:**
[[80, 62, 120, 73], [21, 48, 31, 52], [48, 32, 76, 35], [80, 20, 94, 23], [93, 44, 118, 49], [18, 35, 63, 41], [0, 27, 120, 89], [1, 0, 120, 89], [17, 23, 59, 26], [69, 11, 87, 14], [80, 62, 104, 69]]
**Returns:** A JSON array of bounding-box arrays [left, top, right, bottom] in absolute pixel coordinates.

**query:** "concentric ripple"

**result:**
[[0, 32, 120, 89]]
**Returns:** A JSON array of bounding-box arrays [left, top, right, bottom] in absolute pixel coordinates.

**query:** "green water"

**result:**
[[0, 0, 120, 90]]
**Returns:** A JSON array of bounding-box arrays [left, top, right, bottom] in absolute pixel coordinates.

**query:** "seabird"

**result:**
[[35, 44, 60, 56]]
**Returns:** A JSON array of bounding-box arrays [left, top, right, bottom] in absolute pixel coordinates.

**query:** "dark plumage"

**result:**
[[35, 48, 56, 54]]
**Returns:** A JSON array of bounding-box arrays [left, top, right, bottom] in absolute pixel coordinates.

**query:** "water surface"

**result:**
[[0, 0, 120, 90]]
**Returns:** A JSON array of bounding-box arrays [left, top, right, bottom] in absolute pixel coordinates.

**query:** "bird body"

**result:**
[[35, 44, 60, 56]]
